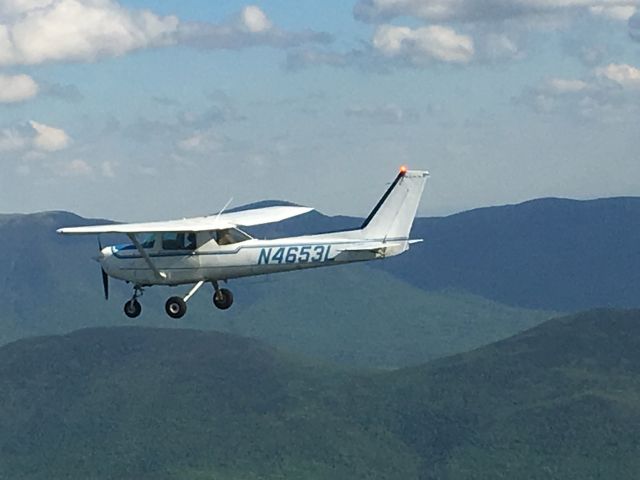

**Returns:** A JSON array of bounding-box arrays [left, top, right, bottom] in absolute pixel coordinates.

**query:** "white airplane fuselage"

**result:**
[[101, 230, 409, 287]]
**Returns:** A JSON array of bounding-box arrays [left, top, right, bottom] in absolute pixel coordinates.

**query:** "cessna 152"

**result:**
[[58, 167, 428, 319]]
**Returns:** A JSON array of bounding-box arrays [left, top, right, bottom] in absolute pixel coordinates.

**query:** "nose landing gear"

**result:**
[[124, 286, 144, 318]]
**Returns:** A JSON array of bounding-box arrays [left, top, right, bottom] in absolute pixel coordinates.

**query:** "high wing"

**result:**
[[57, 205, 313, 235]]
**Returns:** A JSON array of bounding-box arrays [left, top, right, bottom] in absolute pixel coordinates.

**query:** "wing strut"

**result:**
[[127, 234, 167, 280]]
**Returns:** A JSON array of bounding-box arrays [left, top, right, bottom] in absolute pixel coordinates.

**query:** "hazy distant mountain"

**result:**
[[1, 309, 639, 479], [383, 197, 640, 311], [3, 195, 639, 364], [251, 196, 640, 311], [0, 210, 555, 368]]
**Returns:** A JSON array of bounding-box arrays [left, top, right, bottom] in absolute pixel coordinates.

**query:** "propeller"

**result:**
[[98, 236, 109, 301], [101, 267, 109, 301]]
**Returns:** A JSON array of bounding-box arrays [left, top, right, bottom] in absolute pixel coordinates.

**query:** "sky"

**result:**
[[1, 0, 640, 221]]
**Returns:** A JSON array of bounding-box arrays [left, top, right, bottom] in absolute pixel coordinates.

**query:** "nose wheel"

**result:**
[[124, 299, 142, 318], [124, 286, 144, 318]]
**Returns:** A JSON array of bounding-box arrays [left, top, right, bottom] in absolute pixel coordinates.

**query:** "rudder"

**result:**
[[361, 168, 428, 240]]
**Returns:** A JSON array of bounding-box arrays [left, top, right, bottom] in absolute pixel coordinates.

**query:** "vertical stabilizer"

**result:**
[[361, 169, 429, 240]]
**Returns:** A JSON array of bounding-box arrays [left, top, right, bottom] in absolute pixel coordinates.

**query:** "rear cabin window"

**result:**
[[215, 228, 251, 245], [161, 232, 196, 250]]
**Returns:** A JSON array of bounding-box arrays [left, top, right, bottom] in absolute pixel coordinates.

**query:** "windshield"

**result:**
[[215, 228, 252, 245], [117, 233, 155, 251]]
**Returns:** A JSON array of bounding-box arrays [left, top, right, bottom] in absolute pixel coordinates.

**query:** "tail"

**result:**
[[360, 168, 429, 241]]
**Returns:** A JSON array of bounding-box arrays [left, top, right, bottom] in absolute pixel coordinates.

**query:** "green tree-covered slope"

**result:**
[[2, 309, 640, 479], [375, 309, 640, 479]]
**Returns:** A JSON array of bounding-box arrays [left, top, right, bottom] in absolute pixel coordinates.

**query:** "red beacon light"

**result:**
[[399, 165, 408, 174]]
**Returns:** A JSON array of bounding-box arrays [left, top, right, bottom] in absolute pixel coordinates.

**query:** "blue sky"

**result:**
[[1, 0, 640, 221]]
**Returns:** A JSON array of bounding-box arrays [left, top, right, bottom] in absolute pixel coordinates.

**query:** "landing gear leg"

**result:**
[[165, 280, 205, 319], [124, 285, 143, 318], [212, 280, 234, 310]]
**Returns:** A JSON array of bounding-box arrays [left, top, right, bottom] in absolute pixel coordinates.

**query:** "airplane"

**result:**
[[57, 167, 429, 319]]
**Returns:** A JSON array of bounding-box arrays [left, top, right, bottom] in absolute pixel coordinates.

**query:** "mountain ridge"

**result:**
[[0, 206, 555, 368], [2, 309, 640, 479]]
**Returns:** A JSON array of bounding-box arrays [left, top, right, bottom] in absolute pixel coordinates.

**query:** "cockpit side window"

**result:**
[[161, 232, 196, 250], [140, 234, 155, 249], [215, 228, 252, 245]]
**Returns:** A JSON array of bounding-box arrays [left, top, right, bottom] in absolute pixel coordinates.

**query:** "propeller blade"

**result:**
[[101, 268, 109, 301]]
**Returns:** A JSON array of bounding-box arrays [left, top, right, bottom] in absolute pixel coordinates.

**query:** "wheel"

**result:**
[[213, 288, 234, 310], [124, 299, 142, 318], [165, 296, 187, 319]]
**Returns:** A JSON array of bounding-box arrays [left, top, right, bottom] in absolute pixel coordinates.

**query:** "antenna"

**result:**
[[215, 197, 233, 222]]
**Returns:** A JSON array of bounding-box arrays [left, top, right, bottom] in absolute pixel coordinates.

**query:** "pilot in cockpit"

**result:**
[[184, 232, 196, 250]]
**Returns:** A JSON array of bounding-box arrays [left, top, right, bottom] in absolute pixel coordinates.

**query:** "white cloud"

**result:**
[[178, 129, 226, 154], [0, 2, 325, 67], [0, 0, 179, 66], [589, 5, 636, 19], [180, 5, 330, 50], [372, 24, 474, 63], [480, 33, 522, 60], [287, 29, 520, 70], [595, 63, 640, 88], [547, 77, 590, 93], [517, 63, 640, 118], [346, 1, 637, 69], [29, 120, 71, 151], [354, 0, 639, 23], [0, 74, 39, 102], [240, 5, 272, 33], [0, 0, 55, 16]]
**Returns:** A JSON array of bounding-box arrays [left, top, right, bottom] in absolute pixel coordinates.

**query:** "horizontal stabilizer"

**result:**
[[336, 241, 403, 254]]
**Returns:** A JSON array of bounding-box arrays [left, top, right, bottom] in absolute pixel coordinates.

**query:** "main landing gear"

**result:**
[[123, 281, 234, 319], [212, 281, 234, 310]]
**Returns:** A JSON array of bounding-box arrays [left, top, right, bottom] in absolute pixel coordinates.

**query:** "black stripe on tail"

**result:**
[[360, 170, 406, 230]]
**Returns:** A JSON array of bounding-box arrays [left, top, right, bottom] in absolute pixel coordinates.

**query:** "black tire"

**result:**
[[213, 288, 234, 310], [124, 299, 142, 318], [165, 296, 187, 319]]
